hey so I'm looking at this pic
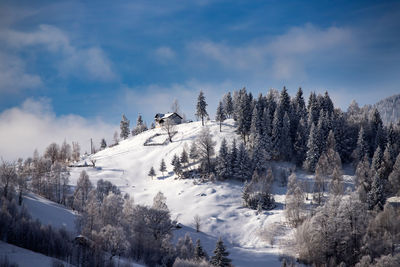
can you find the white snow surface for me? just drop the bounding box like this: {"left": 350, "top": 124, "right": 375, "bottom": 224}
{"left": 0, "top": 241, "right": 70, "bottom": 267}
{"left": 69, "top": 120, "right": 295, "bottom": 266}
{"left": 22, "top": 192, "right": 79, "bottom": 233}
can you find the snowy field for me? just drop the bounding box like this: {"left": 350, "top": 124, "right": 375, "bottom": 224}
{"left": 68, "top": 119, "right": 355, "bottom": 266}
{"left": 68, "top": 120, "right": 293, "bottom": 266}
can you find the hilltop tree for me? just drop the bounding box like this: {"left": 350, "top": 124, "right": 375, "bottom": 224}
{"left": 197, "top": 127, "right": 216, "bottom": 175}
{"left": 132, "top": 114, "right": 147, "bottom": 136}
{"left": 100, "top": 138, "right": 107, "bottom": 150}
{"left": 44, "top": 143, "right": 59, "bottom": 164}
{"left": 196, "top": 90, "right": 208, "bottom": 126}
{"left": 113, "top": 131, "right": 119, "bottom": 145}
{"left": 148, "top": 166, "right": 156, "bottom": 180}
{"left": 210, "top": 238, "right": 231, "bottom": 267}
{"left": 159, "top": 159, "right": 167, "bottom": 177}
{"left": 120, "top": 114, "right": 130, "bottom": 140}
{"left": 223, "top": 92, "right": 234, "bottom": 118}
{"left": 216, "top": 101, "right": 226, "bottom": 132}
{"left": 216, "top": 138, "right": 230, "bottom": 180}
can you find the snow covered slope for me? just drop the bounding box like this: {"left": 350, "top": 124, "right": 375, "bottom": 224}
{"left": 69, "top": 120, "right": 293, "bottom": 266}
{"left": 0, "top": 241, "right": 70, "bottom": 267}
{"left": 23, "top": 193, "right": 78, "bottom": 233}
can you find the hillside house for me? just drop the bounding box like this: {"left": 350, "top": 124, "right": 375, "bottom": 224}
{"left": 154, "top": 112, "right": 183, "bottom": 127}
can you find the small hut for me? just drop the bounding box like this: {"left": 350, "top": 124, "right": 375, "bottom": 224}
{"left": 154, "top": 112, "right": 182, "bottom": 127}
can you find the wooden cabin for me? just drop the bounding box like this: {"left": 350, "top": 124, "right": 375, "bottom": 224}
{"left": 154, "top": 112, "right": 183, "bottom": 127}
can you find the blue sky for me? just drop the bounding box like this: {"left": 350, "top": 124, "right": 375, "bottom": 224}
{"left": 0, "top": 0, "right": 400, "bottom": 159}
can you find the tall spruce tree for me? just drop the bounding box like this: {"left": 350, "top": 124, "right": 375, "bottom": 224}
{"left": 235, "top": 142, "right": 251, "bottom": 181}
{"left": 210, "top": 238, "right": 231, "bottom": 267}
{"left": 216, "top": 138, "right": 230, "bottom": 180}
{"left": 223, "top": 92, "right": 234, "bottom": 119}
{"left": 120, "top": 114, "right": 130, "bottom": 140}
{"left": 196, "top": 90, "right": 208, "bottom": 126}
{"left": 216, "top": 101, "right": 226, "bottom": 132}
{"left": 194, "top": 239, "right": 208, "bottom": 261}
{"left": 159, "top": 159, "right": 167, "bottom": 177}
{"left": 354, "top": 126, "right": 368, "bottom": 163}
{"left": 304, "top": 123, "right": 320, "bottom": 172}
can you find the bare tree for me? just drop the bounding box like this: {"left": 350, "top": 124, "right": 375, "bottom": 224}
{"left": 113, "top": 131, "right": 119, "bottom": 145}
{"left": 196, "top": 127, "right": 216, "bottom": 175}
{"left": 44, "top": 143, "right": 59, "bottom": 164}
{"left": 162, "top": 119, "right": 176, "bottom": 142}
{"left": 0, "top": 160, "right": 17, "bottom": 198}
{"left": 194, "top": 214, "right": 201, "bottom": 232}
{"left": 90, "top": 158, "right": 96, "bottom": 168}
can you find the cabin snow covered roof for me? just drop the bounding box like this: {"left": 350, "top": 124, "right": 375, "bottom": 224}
{"left": 155, "top": 112, "right": 183, "bottom": 120}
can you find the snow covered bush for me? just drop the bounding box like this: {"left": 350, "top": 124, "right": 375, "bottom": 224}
{"left": 242, "top": 171, "right": 275, "bottom": 210}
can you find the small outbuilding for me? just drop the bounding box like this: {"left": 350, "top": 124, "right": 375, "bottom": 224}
{"left": 154, "top": 112, "right": 183, "bottom": 127}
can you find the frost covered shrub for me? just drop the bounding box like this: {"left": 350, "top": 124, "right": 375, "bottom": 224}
{"left": 242, "top": 171, "right": 275, "bottom": 210}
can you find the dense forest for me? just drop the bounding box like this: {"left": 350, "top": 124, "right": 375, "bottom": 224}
{"left": 1, "top": 87, "right": 400, "bottom": 266}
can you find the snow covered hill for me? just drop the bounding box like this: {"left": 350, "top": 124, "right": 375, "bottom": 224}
{"left": 23, "top": 193, "right": 78, "bottom": 233}
{"left": 69, "top": 119, "right": 293, "bottom": 266}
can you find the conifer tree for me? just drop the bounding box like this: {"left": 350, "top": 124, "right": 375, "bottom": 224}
{"left": 236, "top": 88, "right": 252, "bottom": 143}
{"left": 196, "top": 90, "right": 208, "bottom": 126}
{"left": 223, "top": 92, "right": 234, "bottom": 119}
{"left": 216, "top": 138, "right": 230, "bottom": 180}
{"left": 367, "top": 174, "right": 385, "bottom": 210}
{"left": 216, "top": 101, "right": 226, "bottom": 132}
{"left": 120, "top": 114, "right": 130, "bottom": 140}
{"left": 303, "top": 123, "right": 320, "bottom": 172}
{"left": 271, "top": 108, "right": 282, "bottom": 160}
{"left": 229, "top": 139, "right": 238, "bottom": 178}
{"left": 172, "top": 155, "right": 183, "bottom": 178}
{"left": 159, "top": 159, "right": 167, "bottom": 177}
{"left": 210, "top": 238, "right": 231, "bottom": 267}
{"left": 180, "top": 149, "right": 189, "bottom": 167}
{"left": 356, "top": 155, "right": 371, "bottom": 203}
{"left": 148, "top": 166, "right": 156, "bottom": 180}
{"left": 194, "top": 239, "right": 208, "bottom": 261}
{"left": 100, "top": 138, "right": 107, "bottom": 149}
{"left": 235, "top": 143, "right": 251, "bottom": 181}
{"left": 307, "top": 92, "right": 319, "bottom": 127}
{"left": 294, "top": 118, "right": 307, "bottom": 166}
{"left": 371, "top": 147, "right": 383, "bottom": 178}
{"left": 354, "top": 126, "right": 368, "bottom": 162}
{"left": 189, "top": 141, "right": 199, "bottom": 163}
{"left": 281, "top": 112, "right": 292, "bottom": 160}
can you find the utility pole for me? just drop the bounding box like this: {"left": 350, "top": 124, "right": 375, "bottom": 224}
{"left": 90, "top": 138, "right": 93, "bottom": 154}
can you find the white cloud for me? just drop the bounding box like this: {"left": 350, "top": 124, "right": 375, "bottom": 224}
{"left": 154, "top": 46, "right": 176, "bottom": 63}
{"left": 187, "top": 24, "right": 353, "bottom": 80}
{"left": 1, "top": 25, "right": 117, "bottom": 82}
{"left": 0, "top": 98, "right": 117, "bottom": 161}
{"left": 0, "top": 52, "right": 42, "bottom": 93}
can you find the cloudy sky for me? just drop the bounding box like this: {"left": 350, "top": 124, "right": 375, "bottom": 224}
{"left": 1, "top": 0, "right": 399, "bottom": 160}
